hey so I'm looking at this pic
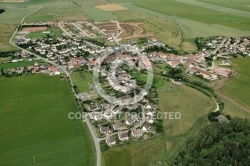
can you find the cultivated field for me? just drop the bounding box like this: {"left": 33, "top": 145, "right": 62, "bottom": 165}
{"left": 197, "top": 0, "right": 250, "bottom": 12}
{"left": 0, "top": 24, "right": 18, "bottom": 51}
{"left": 82, "top": 7, "right": 116, "bottom": 21}
{"left": 0, "top": 75, "right": 95, "bottom": 165}
{"left": 221, "top": 56, "right": 250, "bottom": 109}
{"left": 95, "top": 4, "right": 127, "bottom": 11}
{"left": 129, "top": 0, "right": 250, "bottom": 38}
{"left": 135, "top": 0, "right": 250, "bottom": 31}
{"left": 102, "top": 83, "right": 215, "bottom": 165}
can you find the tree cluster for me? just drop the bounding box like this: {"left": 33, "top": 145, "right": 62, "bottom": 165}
{"left": 174, "top": 118, "right": 250, "bottom": 166}
{"left": 0, "top": 9, "right": 5, "bottom": 14}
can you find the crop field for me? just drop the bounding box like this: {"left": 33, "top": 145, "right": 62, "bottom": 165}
{"left": 221, "top": 56, "right": 250, "bottom": 109}
{"left": 82, "top": 7, "right": 116, "bottom": 21}
{"left": 0, "top": 75, "right": 95, "bottom": 166}
{"left": 114, "top": 0, "right": 250, "bottom": 38}
{"left": 102, "top": 84, "right": 215, "bottom": 165}
{"left": 0, "top": 24, "right": 18, "bottom": 51}
{"left": 135, "top": 0, "right": 250, "bottom": 31}
{"left": 197, "top": 0, "right": 250, "bottom": 12}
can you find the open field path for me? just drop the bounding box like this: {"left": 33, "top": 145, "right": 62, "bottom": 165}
{"left": 212, "top": 78, "right": 250, "bottom": 113}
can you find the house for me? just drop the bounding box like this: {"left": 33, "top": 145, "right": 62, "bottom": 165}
{"left": 89, "top": 105, "right": 101, "bottom": 112}
{"left": 132, "top": 129, "right": 143, "bottom": 137}
{"left": 113, "top": 122, "right": 123, "bottom": 131}
{"left": 106, "top": 136, "right": 116, "bottom": 146}
{"left": 16, "top": 67, "right": 24, "bottom": 74}
{"left": 100, "top": 126, "right": 111, "bottom": 134}
{"left": 142, "top": 123, "right": 151, "bottom": 132}
{"left": 217, "top": 115, "right": 229, "bottom": 123}
{"left": 118, "top": 132, "right": 129, "bottom": 141}
{"left": 213, "top": 68, "right": 232, "bottom": 77}
{"left": 125, "top": 115, "right": 138, "bottom": 125}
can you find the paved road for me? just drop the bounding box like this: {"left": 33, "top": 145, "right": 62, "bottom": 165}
{"left": 71, "top": 23, "right": 91, "bottom": 37}
{"left": 86, "top": 22, "right": 107, "bottom": 36}
{"left": 85, "top": 117, "right": 102, "bottom": 166}
{"left": 58, "top": 23, "right": 72, "bottom": 37}
{"left": 208, "top": 39, "right": 227, "bottom": 56}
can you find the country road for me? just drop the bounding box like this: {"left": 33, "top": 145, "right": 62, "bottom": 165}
{"left": 208, "top": 38, "right": 227, "bottom": 57}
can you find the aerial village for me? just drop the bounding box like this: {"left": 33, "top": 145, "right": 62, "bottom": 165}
{"left": 2, "top": 20, "right": 249, "bottom": 147}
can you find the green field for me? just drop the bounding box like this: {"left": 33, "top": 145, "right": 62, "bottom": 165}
{"left": 102, "top": 85, "right": 215, "bottom": 165}
{"left": 0, "top": 60, "right": 43, "bottom": 69}
{"left": 222, "top": 56, "right": 250, "bottom": 109}
{"left": 120, "top": 0, "right": 250, "bottom": 38}
{"left": 70, "top": 71, "right": 93, "bottom": 93}
{"left": 134, "top": 0, "right": 250, "bottom": 30}
{"left": 197, "top": 0, "right": 250, "bottom": 12}
{"left": 0, "top": 75, "right": 95, "bottom": 165}
{"left": 82, "top": 7, "right": 116, "bottom": 21}
{"left": 221, "top": 97, "right": 250, "bottom": 119}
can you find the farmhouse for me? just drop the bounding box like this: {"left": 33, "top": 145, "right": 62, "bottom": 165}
{"left": 213, "top": 67, "right": 232, "bottom": 77}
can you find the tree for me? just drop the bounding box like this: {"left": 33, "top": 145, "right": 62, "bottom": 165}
{"left": 1, "top": 68, "right": 4, "bottom": 76}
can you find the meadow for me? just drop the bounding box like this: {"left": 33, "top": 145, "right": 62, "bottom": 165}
{"left": 0, "top": 75, "right": 95, "bottom": 165}
{"left": 102, "top": 83, "right": 216, "bottom": 166}
{"left": 0, "top": 60, "right": 43, "bottom": 69}
{"left": 221, "top": 56, "right": 250, "bottom": 109}
{"left": 70, "top": 71, "right": 93, "bottom": 93}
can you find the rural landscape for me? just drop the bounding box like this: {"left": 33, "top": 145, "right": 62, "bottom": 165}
{"left": 0, "top": 0, "right": 250, "bottom": 166}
